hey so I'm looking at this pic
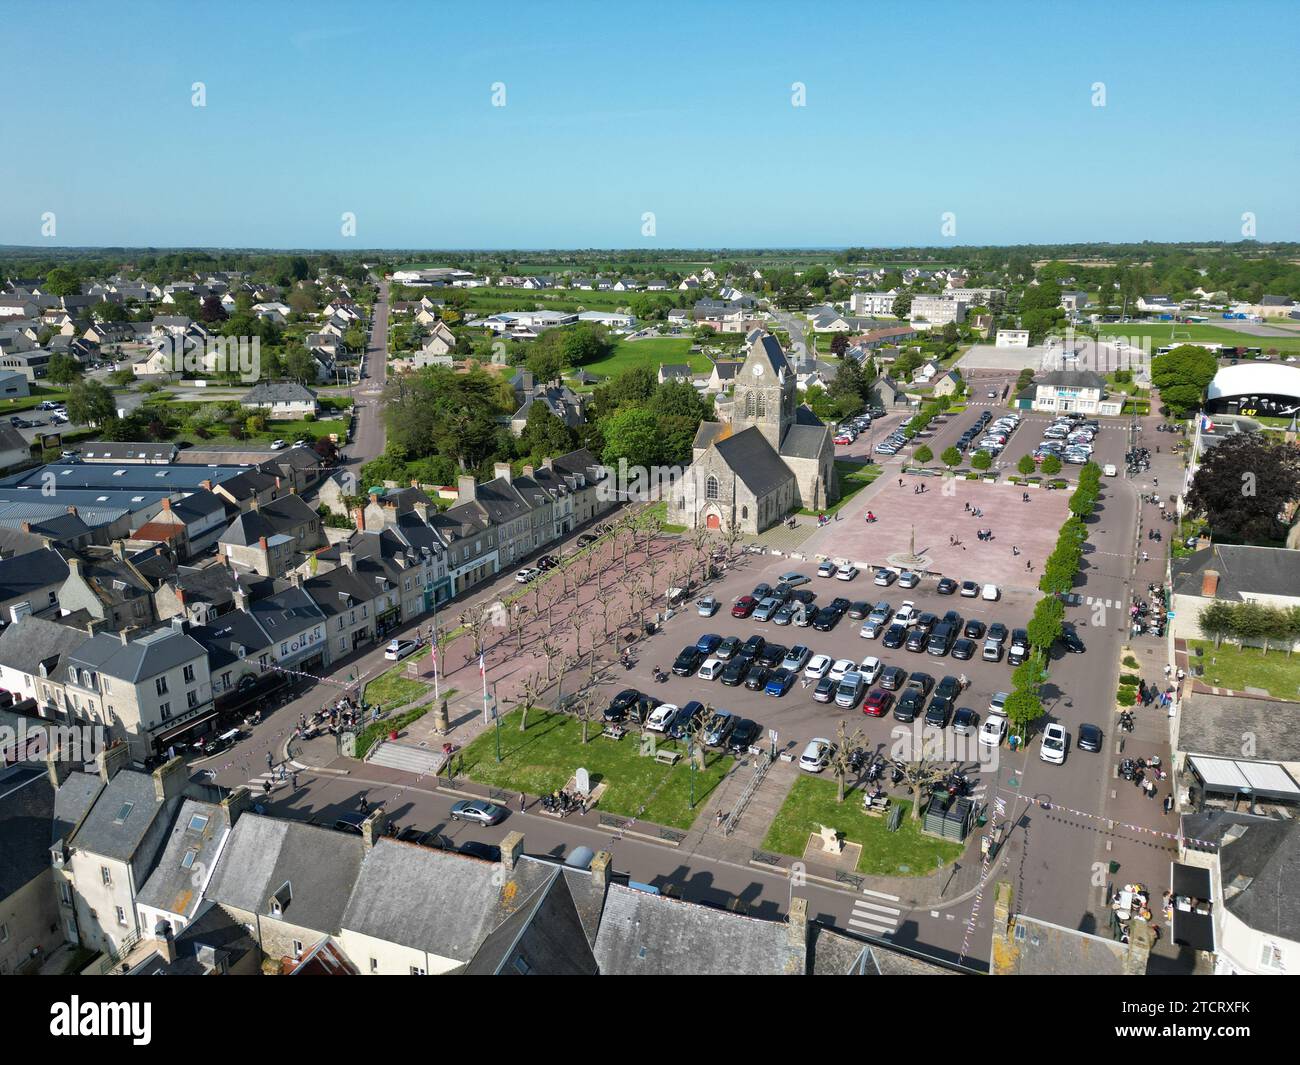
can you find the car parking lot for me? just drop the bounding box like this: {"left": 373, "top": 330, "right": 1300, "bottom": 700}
{"left": 604, "top": 554, "right": 1054, "bottom": 770}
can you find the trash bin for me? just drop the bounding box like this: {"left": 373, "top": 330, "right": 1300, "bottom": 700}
{"left": 1109, "top": 860, "right": 1120, "bottom": 874}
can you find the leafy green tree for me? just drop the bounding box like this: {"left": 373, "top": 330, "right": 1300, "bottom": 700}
{"left": 1017, "top": 454, "right": 1036, "bottom": 477}
{"left": 914, "top": 444, "right": 933, "bottom": 464}
{"left": 1150, "top": 344, "right": 1218, "bottom": 416}
{"left": 941, "top": 446, "right": 961, "bottom": 468}
{"left": 1186, "top": 433, "right": 1300, "bottom": 542}
{"left": 971, "top": 450, "right": 992, "bottom": 471}
{"left": 599, "top": 407, "right": 662, "bottom": 469}
{"left": 46, "top": 353, "right": 82, "bottom": 386}
{"left": 891, "top": 293, "right": 913, "bottom": 320}
{"left": 1040, "top": 454, "right": 1062, "bottom": 476}
{"left": 1026, "top": 596, "right": 1065, "bottom": 651}
{"left": 65, "top": 378, "right": 117, "bottom": 427}
{"left": 43, "top": 267, "right": 81, "bottom": 297}
{"left": 518, "top": 403, "right": 577, "bottom": 462}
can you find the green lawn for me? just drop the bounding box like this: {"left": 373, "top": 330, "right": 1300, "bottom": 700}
{"left": 1095, "top": 322, "right": 1300, "bottom": 355}
{"left": 800, "top": 461, "right": 881, "bottom": 517}
{"left": 2, "top": 385, "right": 70, "bottom": 414}
{"left": 576, "top": 337, "right": 712, "bottom": 379}
{"left": 459, "top": 709, "right": 732, "bottom": 829}
{"left": 1186, "top": 640, "right": 1300, "bottom": 700}
{"left": 641, "top": 500, "right": 687, "bottom": 534}
{"left": 763, "top": 775, "right": 964, "bottom": 877}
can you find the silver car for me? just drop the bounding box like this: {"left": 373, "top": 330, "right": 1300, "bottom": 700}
{"left": 449, "top": 800, "right": 507, "bottom": 826}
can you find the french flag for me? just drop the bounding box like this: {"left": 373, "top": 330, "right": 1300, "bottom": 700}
{"left": 478, "top": 653, "right": 486, "bottom": 677}
{"left": 1201, "top": 415, "right": 1215, "bottom": 432}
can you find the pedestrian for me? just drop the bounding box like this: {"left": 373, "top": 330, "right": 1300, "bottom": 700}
{"left": 1012, "top": 545, "right": 1019, "bottom": 556}
{"left": 1163, "top": 794, "right": 1174, "bottom": 815}
{"left": 716, "top": 810, "right": 725, "bottom": 827}
{"left": 520, "top": 791, "right": 527, "bottom": 812}
{"left": 964, "top": 501, "right": 970, "bottom": 512}
{"left": 266, "top": 752, "right": 273, "bottom": 769}
{"left": 1026, "top": 560, "right": 1032, "bottom": 571}
{"left": 292, "top": 771, "right": 299, "bottom": 789}
{"left": 1163, "top": 664, "right": 1172, "bottom": 679}
{"left": 262, "top": 780, "right": 271, "bottom": 796}
{"left": 360, "top": 796, "right": 369, "bottom": 814}
{"left": 1176, "top": 668, "right": 1185, "bottom": 681}
{"left": 899, "top": 478, "right": 904, "bottom": 488}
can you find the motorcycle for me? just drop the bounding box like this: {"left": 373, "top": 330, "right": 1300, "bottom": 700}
{"left": 864, "top": 513, "right": 877, "bottom": 524}
{"left": 652, "top": 667, "right": 668, "bottom": 683}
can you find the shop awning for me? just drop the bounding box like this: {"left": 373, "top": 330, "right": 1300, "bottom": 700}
{"left": 154, "top": 709, "right": 218, "bottom": 746}
{"left": 1187, "top": 756, "right": 1300, "bottom": 801}
{"left": 1170, "top": 861, "right": 1216, "bottom": 952}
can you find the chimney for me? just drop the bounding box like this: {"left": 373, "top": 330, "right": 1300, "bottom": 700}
{"left": 200, "top": 479, "right": 212, "bottom": 491}
{"left": 161, "top": 498, "right": 171, "bottom": 512}
{"left": 361, "top": 806, "right": 388, "bottom": 851}
{"left": 21, "top": 521, "right": 31, "bottom": 533}
{"left": 96, "top": 741, "right": 131, "bottom": 783}
{"left": 85, "top": 618, "right": 102, "bottom": 638}
{"left": 66, "top": 505, "right": 79, "bottom": 517}
{"left": 1122, "top": 915, "right": 1155, "bottom": 975}
{"left": 153, "top": 756, "right": 187, "bottom": 803}
{"left": 456, "top": 475, "right": 477, "bottom": 505}
{"left": 221, "top": 786, "right": 251, "bottom": 825}
{"left": 352, "top": 506, "right": 366, "bottom": 532}
{"left": 414, "top": 501, "right": 429, "bottom": 524}
{"left": 1201, "top": 569, "right": 1220, "bottom": 597}
{"left": 542, "top": 457, "right": 553, "bottom": 471}
{"left": 522, "top": 465, "right": 535, "bottom": 479}
{"left": 175, "top": 588, "right": 186, "bottom": 607}
{"left": 500, "top": 831, "right": 524, "bottom": 873}
{"left": 249, "top": 496, "right": 260, "bottom": 512}
{"left": 787, "top": 896, "right": 809, "bottom": 951}
{"left": 67, "top": 556, "right": 82, "bottom": 578}
{"left": 493, "top": 462, "right": 512, "bottom": 483}
{"left": 152, "top": 921, "right": 176, "bottom": 965}
{"left": 233, "top": 586, "right": 249, "bottom": 612}
{"left": 118, "top": 629, "right": 129, "bottom": 646}
{"left": 340, "top": 549, "right": 355, "bottom": 572}
{"left": 111, "top": 540, "right": 126, "bottom": 561}
{"left": 589, "top": 850, "right": 612, "bottom": 890}
{"left": 45, "top": 744, "right": 74, "bottom": 789}
{"left": 170, "top": 616, "right": 186, "bottom": 633}
{"left": 258, "top": 535, "right": 269, "bottom": 552}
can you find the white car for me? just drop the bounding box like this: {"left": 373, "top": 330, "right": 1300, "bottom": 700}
{"left": 514, "top": 568, "right": 540, "bottom": 583}
{"left": 893, "top": 601, "right": 919, "bottom": 627}
{"left": 980, "top": 712, "right": 1008, "bottom": 747}
{"left": 804, "top": 654, "right": 832, "bottom": 681}
{"left": 835, "top": 565, "right": 858, "bottom": 582}
{"left": 981, "top": 583, "right": 1000, "bottom": 602}
{"left": 989, "top": 691, "right": 1009, "bottom": 715}
{"left": 817, "top": 560, "right": 837, "bottom": 578}
{"left": 859, "top": 656, "right": 883, "bottom": 685}
{"left": 897, "top": 571, "right": 920, "bottom": 589}
{"left": 697, "top": 658, "right": 724, "bottom": 681}
{"left": 799, "top": 738, "right": 834, "bottom": 773}
{"left": 829, "top": 658, "right": 855, "bottom": 682}
{"left": 646, "top": 703, "right": 679, "bottom": 733}
{"left": 384, "top": 639, "right": 417, "bottom": 661}
{"left": 270, "top": 439, "right": 286, "bottom": 450}
{"left": 1040, "top": 723, "right": 1067, "bottom": 764}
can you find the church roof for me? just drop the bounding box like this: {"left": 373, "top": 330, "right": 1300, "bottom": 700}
{"left": 693, "top": 421, "right": 727, "bottom": 450}
{"left": 713, "top": 427, "right": 795, "bottom": 497}
{"left": 779, "top": 422, "right": 831, "bottom": 460}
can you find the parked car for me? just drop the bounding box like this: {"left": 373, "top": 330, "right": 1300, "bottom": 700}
{"left": 799, "top": 738, "right": 834, "bottom": 772}
{"left": 696, "top": 596, "right": 720, "bottom": 617}
{"left": 731, "top": 596, "right": 758, "bottom": 618}
{"left": 893, "top": 689, "right": 924, "bottom": 722}
{"left": 695, "top": 633, "right": 722, "bottom": 655}
{"left": 812, "top": 606, "right": 841, "bottom": 631}
{"left": 758, "top": 643, "right": 788, "bottom": 669}
{"left": 384, "top": 639, "right": 418, "bottom": 661}
{"left": 450, "top": 800, "right": 507, "bottom": 826}
{"left": 804, "top": 654, "right": 832, "bottom": 681}
{"left": 817, "top": 560, "right": 837, "bottom": 578}
{"left": 742, "top": 635, "right": 765, "bottom": 659}
{"left": 980, "top": 711, "right": 1008, "bottom": 747}
{"left": 779, "top": 572, "right": 810, "bottom": 587}
{"left": 781, "top": 645, "right": 812, "bottom": 672}
{"left": 893, "top": 601, "right": 919, "bottom": 627}
{"left": 1058, "top": 625, "right": 1086, "bottom": 654}
{"left": 828, "top": 658, "right": 855, "bottom": 682}
{"left": 672, "top": 645, "right": 705, "bottom": 676}
{"left": 897, "top": 571, "right": 920, "bottom": 589}
{"left": 873, "top": 568, "right": 896, "bottom": 586}
{"left": 952, "top": 707, "right": 978, "bottom": 735}
{"left": 667, "top": 701, "right": 706, "bottom": 739}
{"left": 951, "top": 637, "right": 975, "bottom": 660}
{"left": 835, "top": 564, "right": 858, "bottom": 582}
{"left": 881, "top": 623, "right": 907, "bottom": 649}
{"left": 859, "top": 656, "right": 883, "bottom": 685}
{"left": 728, "top": 718, "right": 762, "bottom": 753}
{"left": 1076, "top": 722, "right": 1103, "bottom": 753}
{"left": 697, "top": 658, "right": 725, "bottom": 681}
{"left": 981, "top": 583, "right": 1000, "bottom": 601}
{"left": 905, "top": 627, "right": 928, "bottom": 653}
{"left": 963, "top": 618, "right": 986, "bottom": 639}
{"left": 715, "top": 636, "right": 741, "bottom": 661}
{"left": 604, "top": 689, "right": 653, "bottom": 722}
{"left": 848, "top": 600, "right": 871, "bottom": 620}
{"left": 863, "top": 689, "right": 893, "bottom": 717}
{"left": 925, "top": 696, "right": 953, "bottom": 729}
{"left": 720, "top": 656, "right": 752, "bottom": 686}
{"left": 880, "top": 665, "right": 907, "bottom": 691}
{"left": 702, "top": 711, "right": 736, "bottom": 747}
{"left": 1040, "top": 723, "right": 1067, "bottom": 764}
{"left": 646, "top": 703, "right": 679, "bottom": 732}
{"left": 753, "top": 596, "right": 782, "bottom": 622}
{"left": 813, "top": 675, "right": 837, "bottom": 702}
{"left": 936, "top": 577, "right": 958, "bottom": 595}
{"left": 764, "top": 668, "right": 797, "bottom": 697}
{"left": 959, "top": 580, "right": 980, "bottom": 598}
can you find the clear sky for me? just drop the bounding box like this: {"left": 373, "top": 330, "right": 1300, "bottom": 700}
{"left": 3, "top": 0, "right": 1297, "bottom": 249}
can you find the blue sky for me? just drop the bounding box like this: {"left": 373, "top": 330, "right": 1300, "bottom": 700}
{"left": 3, "top": 0, "right": 1297, "bottom": 248}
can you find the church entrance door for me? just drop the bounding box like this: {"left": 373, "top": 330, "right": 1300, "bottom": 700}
{"left": 705, "top": 513, "right": 721, "bottom": 529}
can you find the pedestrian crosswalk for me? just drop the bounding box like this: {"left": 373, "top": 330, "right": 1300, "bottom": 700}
{"left": 847, "top": 886, "right": 902, "bottom": 937}
{"left": 1084, "top": 595, "right": 1123, "bottom": 610}
{"left": 244, "top": 758, "right": 309, "bottom": 798}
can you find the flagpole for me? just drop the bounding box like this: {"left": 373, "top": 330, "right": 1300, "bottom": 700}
{"left": 480, "top": 653, "right": 489, "bottom": 724}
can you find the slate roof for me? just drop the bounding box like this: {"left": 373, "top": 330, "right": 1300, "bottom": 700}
{"left": 70, "top": 767, "right": 173, "bottom": 863}
{"left": 593, "top": 883, "right": 803, "bottom": 975}
{"left": 780, "top": 421, "right": 831, "bottom": 460}
{"left": 204, "top": 814, "right": 366, "bottom": 936}
{"left": 189, "top": 609, "right": 274, "bottom": 670}
{"left": 127, "top": 902, "right": 258, "bottom": 975}
{"left": 0, "top": 546, "right": 68, "bottom": 602}
{"left": 135, "top": 798, "right": 232, "bottom": 921}
{"left": 992, "top": 914, "right": 1132, "bottom": 975}
{"left": 1213, "top": 816, "right": 1300, "bottom": 941}
{"left": 0, "top": 763, "right": 55, "bottom": 899}
{"left": 69, "top": 624, "right": 206, "bottom": 684}
{"left": 241, "top": 382, "right": 318, "bottom": 406}
{"left": 0, "top": 615, "right": 88, "bottom": 684}
{"left": 1170, "top": 544, "right": 1300, "bottom": 603}
{"left": 1176, "top": 691, "right": 1300, "bottom": 763}
{"left": 77, "top": 442, "right": 179, "bottom": 463}
{"left": 1036, "top": 370, "right": 1106, "bottom": 390}
{"left": 462, "top": 865, "right": 599, "bottom": 975}
{"left": 713, "top": 427, "right": 795, "bottom": 497}
{"left": 748, "top": 333, "right": 791, "bottom": 376}
{"left": 52, "top": 771, "right": 104, "bottom": 845}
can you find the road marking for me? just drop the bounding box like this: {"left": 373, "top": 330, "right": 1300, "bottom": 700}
{"left": 852, "top": 899, "right": 902, "bottom": 916}
{"left": 848, "top": 916, "right": 895, "bottom": 934}
{"left": 860, "top": 887, "right": 901, "bottom": 901}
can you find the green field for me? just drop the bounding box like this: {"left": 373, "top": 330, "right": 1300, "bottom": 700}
{"left": 763, "top": 776, "right": 964, "bottom": 877}
{"left": 459, "top": 709, "right": 732, "bottom": 829}
{"left": 1186, "top": 640, "right": 1300, "bottom": 700}
{"left": 575, "top": 337, "right": 712, "bottom": 379}
{"left": 1094, "top": 323, "right": 1300, "bottom": 355}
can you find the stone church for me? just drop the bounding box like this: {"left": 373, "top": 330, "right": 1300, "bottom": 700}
{"left": 672, "top": 333, "right": 835, "bottom": 534}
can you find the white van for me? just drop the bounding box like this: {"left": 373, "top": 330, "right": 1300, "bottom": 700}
{"left": 1103, "top": 463, "right": 1118, "bottom": 477}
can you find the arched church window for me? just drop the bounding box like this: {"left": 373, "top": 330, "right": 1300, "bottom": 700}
{"left": 744, "top": 392, "right": 756, "bottom": 417}
{"left": 705, "top": 476, "right": 719, "bottom": 500}
{"left": 741, "top": 506, "right": 748, "bottom": 520}
{"left": 756, "top": 393, "right": 766, "bottom": 417}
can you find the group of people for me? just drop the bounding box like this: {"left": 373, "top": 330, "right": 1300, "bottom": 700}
{"left": 1130, "top": 583, "right": 1167, "bottom": 639}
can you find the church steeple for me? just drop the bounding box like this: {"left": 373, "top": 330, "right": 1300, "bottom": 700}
{"left": 734, "top": 334, "right": 794, "bottom": 449}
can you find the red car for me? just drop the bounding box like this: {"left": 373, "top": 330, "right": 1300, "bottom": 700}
{"left": 731, "top": 595, "right": 758, "bottom": 618}
{"left": 863, "top": 689, "right": 893, "bottom": 717}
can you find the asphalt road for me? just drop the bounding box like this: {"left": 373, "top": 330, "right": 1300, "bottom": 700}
{"left": 344, "top": 281, "right": 390, "bottom": 469}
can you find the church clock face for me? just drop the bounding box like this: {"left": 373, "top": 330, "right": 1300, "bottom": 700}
{"left": 752, "top": 364, "right": 763, "bottom": 376}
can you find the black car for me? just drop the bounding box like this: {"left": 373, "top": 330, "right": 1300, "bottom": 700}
{"left": 741, "top": 634, "right": 766, "bottom": 659}
{"left": 926, "top": 624, "right": 954, "bottom": 656}
{"left": 728, "top": 718, "right": 762, "bottom": 753}
{"left": 812, "top": 606, "right": 841, "bottom": 631}
{"left": 577, "top": 533, "right": 599, "bottom": 547}
{"left": 744, "top": 664, "right": 772, "bottom": 691}
{"left": 963, "top": 618, "right": 986, "bottom": 639}
{"left": 1059, "top": 625, "right": 1086, "bottom": 654}
{"left": 758, "top": 643, "right": 788, "bottom": 669}
{"left": 925, "top": 696, "right": 953, "bottom": 728}
{"left": 1077, "top": 722, "right": 1103, "bottom": 752}
{"left": 459, "top": 840, "right": 502, "bottom": 863}
{"left": 812, "top": 675, "right": 837, "bottom": 702}
{"left": 848, "top": 601, "right": 871, "bottom": 620}
{"left": 942, "top": 610, "right": 963, "bottom": 628}
{"left": 987, "top": 622, "right": 1009, "bottom": 643}
{"left": 880, "top": 665, "right": 907, "bottom": 691}
{"left": 702, "top": 712, "right": 736, "bottom": 747}
{"left": 752, "top": 583, "right": 773, "bottom": 601}
{"left": 667, "top": 701, "right": 706, "bottom": 739}
{"left": 829, "top": 597, "right": 852, "bottom": 614}
{"left": 905, "top": 628, "right": 928, "bottom": 653}
{"left": 914, "top": 612, "right": 938, "bottom": 635}
{"left": 881, "top": 623, "right": 907, "bottom": 649}
{"left": 790, "top": 588, "right": 817, "bottom": 605}
{"left": 894, "top": 689, "right": 924, "bottom": 722}
{"left": 715, "top": 635, "right": 742, "bottom": 660}
{"left": 720, "top": 657, "right": 751, "bottom": 686}
{"left": 935, "top": 675, "right": 961, "bottom": 701}
{"left": 936, "top": 577, "right": 958, "bottom": 595}
{"left": 536, "top": 554, "right": 559, "bottom": 570}
{"left": 603, "top": 688, "right": 645, "bottom": 722}
{"left": 907, "top": 672, "right": 935, "bottom": 696}
{"left": 672, "top": 645, "right": 704, "bottom": 676}
{"left": 952, "top": 707, "right": 978, "bottom": 735}
{"left": 951, "top": 637, "right": 975, "bottom": 660}
{"left": 770, "top": 584, "right": 794, "bottom": 602}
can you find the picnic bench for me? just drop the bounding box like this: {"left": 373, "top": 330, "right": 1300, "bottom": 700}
{"left": 601, "top": 725, "right": 627, "bottom": 741}
{"left": 654, "top": 750, "right": 681, "bottom": 766}
{"left": 862, "top": 795, "right": 892, "bottom": 817}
